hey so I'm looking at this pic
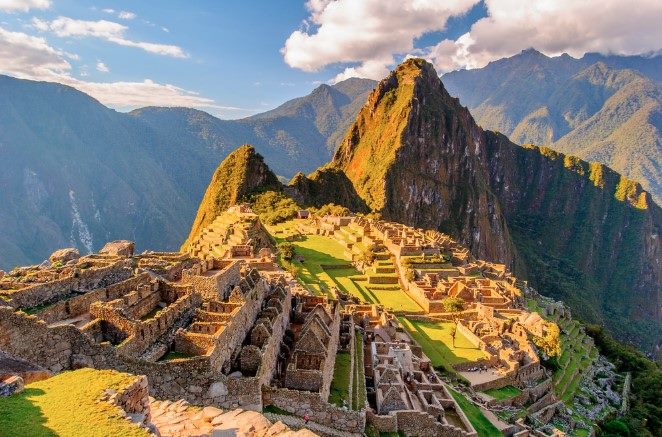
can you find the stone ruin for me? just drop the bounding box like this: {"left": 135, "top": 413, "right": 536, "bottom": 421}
{"left": 0, "top": 205, "right": 569, "bottom": 436}
{"left": 351, "top": 304, "right": 477, "bottom": 436}
{"left": 0, "top": 240, "right": 291, "bottom": 411}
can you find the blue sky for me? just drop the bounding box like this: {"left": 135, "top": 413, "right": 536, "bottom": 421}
{"left": 0, "top": 0, "right": 659, "bottom": 118}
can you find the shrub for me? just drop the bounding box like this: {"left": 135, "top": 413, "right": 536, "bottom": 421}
{"left": 443, "top": 297, "right": 464, "bottom": 312}
{"left": 314, "top": 203, "right": 350, "bottom": 217}
{"left": 278, "top": 242, "right": 295, "bottom": 261}
{"left": 532, "top": 322, "right": 561, "bottom": 358}
{"left": 249, "top": 191, "right": 299, "bottom": 225}
{"left": 405, "top": 267, "right": 416, "bottom": 281}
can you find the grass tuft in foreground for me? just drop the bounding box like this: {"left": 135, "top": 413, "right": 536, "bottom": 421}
{"left": 0, "top": 368, "right": 150, "bottom": 437}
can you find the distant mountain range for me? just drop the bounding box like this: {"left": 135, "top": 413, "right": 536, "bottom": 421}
{"left": 443, "top": 49, "right": 662, "bottom": 203}
{"left": 0, "top": 75, "right": 373, "bottom": 269}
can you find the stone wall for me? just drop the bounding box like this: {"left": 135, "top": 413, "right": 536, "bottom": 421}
{"left": 320, "top": 304, "right": 341, "bottom": 400}
{"left": 102, "top": 374, "right": 152, "bottom": 423}
{"left": 527, "top": 391, "right": 558, "bottom": 415}
{"left": 456, "top": 321, "right": 484, "bottom": 348}
{"left": 8, "top": 261, "right": 133, "bottom": 309}
{"left": 366, "top": 409, "right": 477, "bottom": 437}
{"left": 0, "top": 307, "right": 74, "bottom": 373}
{"left": 485, "top": 378, "right": 553, "bottom": 408}
{"left": 262, "top": 386, "right": 365, "bottom": 433}
{"left": 37, "top": 273, "right": 152, "bottom": 324}
{"left": 366, "top": 410, "right": 398, "bottom": 433}
{"left": 207, "top": 278, "right": 267, "bottom": 371}
{"left": 0, "top": 305, "right": 264, "bottom": 410}
{"left": 182, "top": 260, "right": 240, "bottom": 301}
{"left": 396, "top": 410, "right": 476, "bottom": 437}
{"left": 256, "top": 287, "right": 291, "bottom": 385}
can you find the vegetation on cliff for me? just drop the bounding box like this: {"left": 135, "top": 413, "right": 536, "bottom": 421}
{"left": 586, "top": 325, "right": 661, "bottom": 437}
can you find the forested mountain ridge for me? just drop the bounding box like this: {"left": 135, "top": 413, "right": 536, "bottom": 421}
{"left": 443, "top": 49, "right": 662, "bottom": 203}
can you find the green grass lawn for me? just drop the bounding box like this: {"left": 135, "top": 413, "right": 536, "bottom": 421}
{"left": 270, "top": 226, "right": 424, "bottom": 313}
{"left": 448, "top": 388, "right": 501, "bottom": 437}
{"left": 0, "top": 368, "right": 150, "bottom": 437}
{"left": 398, "top": 317, "right": 487, "bottom": 371}
{"left": 571, "top": 427, "right": 590, "bottom": 437}
{"left": 328, "top": 351, "right": 352, "bottom": 407}
{"left": 483, "top": 385, "right": 522, "bottom": 400}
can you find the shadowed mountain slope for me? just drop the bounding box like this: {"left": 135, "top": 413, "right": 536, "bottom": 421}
{"left": 443, "top": 49, "right": 662, "bottom": 203}
{"left": 0, "top": 75, "right": 374, "bottom": 270}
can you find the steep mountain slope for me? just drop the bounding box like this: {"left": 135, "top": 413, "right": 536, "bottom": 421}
{"left": 0, "top": 75, "right": 194, "bottom": 269}
{"left": 291, "top": 58, "right": 661, "bottom": 352}
{"left": 181, "top": 145, "right": 280, "bottom": 251}
{"left": 0, "top": 75, "right": 374, "bottom": 270}
{"left": 330, "top": 59, "right": 513, "bottom": 264}
{"left": 132, "top": 78, "right": 376, "bottom": 177}
{"left": 442, "top": 50, "right": 662, "bottom": 203}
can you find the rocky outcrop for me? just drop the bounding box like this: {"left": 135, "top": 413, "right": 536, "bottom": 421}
{"left": 182, "top": 145, "right": 281, "bottom": 251}
{"left": 286, "top": 169, "right": 368, "bottom": 213}
{"left": 150, "top": 399, "right": 318, "bottom": 437}
{"left": 99, "top": 240, "right": 135, "bottom": 257}
{"left": 49, "top": 248, "right": 80, "bottom": 264}
{"left": 485, "top": 133, "right": 662, "bottom": 349}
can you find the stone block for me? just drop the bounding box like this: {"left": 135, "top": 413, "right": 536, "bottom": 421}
{"left": 49, "top": 248, "right": 81, "bottom": 264}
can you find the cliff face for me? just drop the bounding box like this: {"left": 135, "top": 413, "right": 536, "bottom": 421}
{"left": 181, "top": 145, "right": 280, "bottom": 251}
{"left": 332, "top": 59, "right": 514, "bottom": 265}
{"left": 485, "top": 133, "right": 662, "bottom": 348}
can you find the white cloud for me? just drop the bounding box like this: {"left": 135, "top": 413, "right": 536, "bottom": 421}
{"left": 283, "top": 0, "right": 662, "bottom": 79}
{"left": 282, "top": 0, "right": 479, "bottom": 82}
{"left": 96, "top": 61, "right": 108, "bottom": 72}
{"left": 117, "top": 11, "right": 136, "bottom": 20}
{"left": 32, "top": 16, "right": 188, "bottom": 58}
{"left": 101, "top": 8, "right": 114, "bottom": 14}
{"left": 0, "top": 0, "right": 50, "bottom": 13}
{"left": 428, "top": 0, "right": 662, "bottom": 72}
{"left": 0, "top": 25, "right": 217, "bottom": 110}
{"left": 0, "top": 26, "right": 71, "bottom": 77}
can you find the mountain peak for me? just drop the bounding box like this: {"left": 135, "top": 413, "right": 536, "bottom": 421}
{"left": 181, "top": 144, "right": 280, "bottom": 250}
{"left": 330, "top": 57, "right": 513, "bottom": 263}
{"left": 520, "top": 47, "right": 546, "bottom": 57}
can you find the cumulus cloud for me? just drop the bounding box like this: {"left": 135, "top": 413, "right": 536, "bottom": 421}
{"left": 283, "top": 0, "right": 662, "bottom": 79}
{"left": 282, "top": 0, "right": 479, "bottom": 82}
{"left": 32, "top": 16, "right": 188, "bottom": 58}
{"left": 96, "top": 61, "right": 108, "bottom": 72}
{"left": 429, "top": 0, "right": 662, "bottom": 71}
{"left": 0, "top": 0, "right": 50, "bottom": 12}
{"left": 0, "top": 25, "right": 217, "bottom": 110}
{"left": 0, "top": 26, "right": 71, "bottom": 77}
{"left": 428, "top": 0, "right": 662, "bottom": 72}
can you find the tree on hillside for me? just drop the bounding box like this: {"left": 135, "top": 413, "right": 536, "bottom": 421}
{"left": 278, "top": 242, "right": 295, "bottom": 261}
